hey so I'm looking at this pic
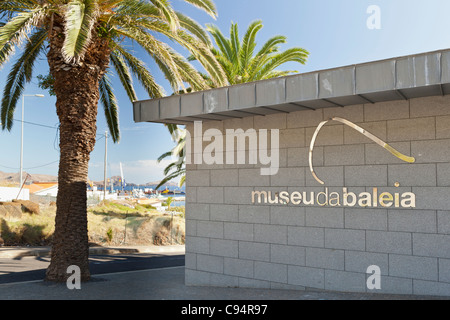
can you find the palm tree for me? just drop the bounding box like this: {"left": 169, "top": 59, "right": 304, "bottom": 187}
{"left": 165, "top": 196, "right": 174, "bottom": 210}
{"left": 195, "top": 20, "right": 309, "bottom": 84}
{"left": 0, "top": 0, "right": 225, "bottom": 282}
{"left": 159, "top": 20, "right": 309, "bottom": 188}
{"left": 156, "top": 124, "right": 186, "bottom": 190}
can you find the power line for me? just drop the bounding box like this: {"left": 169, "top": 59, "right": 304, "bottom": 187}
{"left": 13, "top": 118, "right": 59, "bottom": 130}
{"left": 0, "top": 160, "right": 59, "bottom": 170}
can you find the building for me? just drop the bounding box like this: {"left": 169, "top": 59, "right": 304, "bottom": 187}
{"left": 134, "top": 49, "right": 450, "bottom": 297}
{"left": 0, "top": 186, "right": 29, "bottom": 202}
{"left": 25, "top": 182, "right": 58, "bottom": 197}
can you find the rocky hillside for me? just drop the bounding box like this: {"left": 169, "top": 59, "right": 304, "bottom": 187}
{"left": 0, "top": 171, "right": 57, "bottom": 184}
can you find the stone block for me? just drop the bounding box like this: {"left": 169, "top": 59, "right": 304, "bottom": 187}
{"left": 437, "top": 163, "right": 450, "bottom": 187}
{"left": 344, "top": 208, "right": 387, "bottom": 231}
{"left": 224, "top": 187, "right": 253, "bottom": 205}
{"left": 287, "top": 109, "right": 323, "bottom": 129}
{"left": 270, "top": 167, "right": 305, "bottom": 187}
{"left": 288, "top": 226, "right": 324, "bottom": 248}
{"left": 364, "top": 100, "right": 409, "bottom": 122}
{"left": 305, "top": 207, "right": 344, "bottom": 228}
{"left": 306, "top": 247, "right": 345, "bottom": 270}
{"left": 254, "top": 261, "right": 287, "bottom": 283}
{"left": 185, "top": 203, "right": 209, "bottom": 220}
{"left": 388, "top": 209, "right": 436, "bottom": 233}
{"left": 210, "top": 169, "right": 239, "bottom": 187}
{"left": 224, "top": 222, "right": 253, "bottom": 241}
{"left": 224, "top": 257, "right": 253, "bottom": 278}
{"left": 288, "top": 265, "right": 324, "bottom": 289}
{"left": 238, "top": 205, "right": 270, "bottom": 224}
{"left": 210, "top": 204, "right": 239, "bottom": 222}
{"left": 324, "top": 229, "right": 365, "bottom": 251}
{"left": 436, "top": 115, "right": 450, "bottom": 139}
{"left": 210, "top": 238, "right": 238, "bottom": 258}
{"left": 196, "top": 254, "right": 224, "bottom": 273}
{"left": 438, "top": 211, "right": 450, "bottom": 234}
{"left": 388, "top": 164, "right": 436, "bottom": 187}
{"left": 413, "top": 233, "right": 450, "bottom": 259}
{"left": 344, "top": 251, "right": 389, "bottom": 275}
{"left": 324, "top": 144, "right": 365, "bottom": 166}
{"left": 411, "top": 139, "right": 450, "bottom": 163}
{"left": 270, "top": 206, "right": 305, "bottom": 226}
{"left": 387, "top": 117, "right": 435, "bottom": 142}
{"left": 325, "top": 270, "right": 366, "bottom": 293}
{"left": 344, "top": 165, "right": 388, "bottom": 187}
{"left": 196, "top": 221, "right": 223, "bottom": 239}
{"left": 270, "top": 244, "right": 305, "bottom": 266}
{"left": 410, "top": 95, "right": 450, "bottom": 118}
{"left": 366, "top": 231, "right": 411, "bottom": 254}
{"left": 239, "top": 241, "right": 270, "bottom": 262}
{"left": 254, "top": 224, "right": 288, "bottom": 244}
{"left": 196, "top": 187, "right": 223, "bottom": 204}
{"left": 389, "top": 254, "right": 438, "bottom": 281}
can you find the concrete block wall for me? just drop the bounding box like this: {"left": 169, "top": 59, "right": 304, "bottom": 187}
{"left": 184, "top": 95, "right": 450, "bottom": 296}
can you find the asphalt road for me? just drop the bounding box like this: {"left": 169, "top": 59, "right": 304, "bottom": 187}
{"left": 0, "top": 253, "right": 185, "bottom": 284}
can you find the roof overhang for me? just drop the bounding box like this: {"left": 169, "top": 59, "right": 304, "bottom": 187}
{"left": 133, "top": 49, "right": 450, "bottom": 125}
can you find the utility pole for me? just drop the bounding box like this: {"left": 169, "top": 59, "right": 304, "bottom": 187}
{"left": 104, "top": 131, "right": 108, "bottom": 200}
{"left": 20, "top": 94, "right": 44, "bottom": 186}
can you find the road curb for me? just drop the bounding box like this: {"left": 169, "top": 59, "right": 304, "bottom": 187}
{"left": 0, "top": 245, "right": 185, "bottom": 259}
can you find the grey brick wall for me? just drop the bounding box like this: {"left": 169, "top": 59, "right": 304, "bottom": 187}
{"left": 184, "top": 95, "right": 450, "bottom": 297}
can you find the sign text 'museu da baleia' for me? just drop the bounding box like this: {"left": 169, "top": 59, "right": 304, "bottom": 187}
{"left": 250, "top": 117, "right": 417, "bottom": 209}
{"left": 251, "top": 187, "right": 416, "bottom": 208}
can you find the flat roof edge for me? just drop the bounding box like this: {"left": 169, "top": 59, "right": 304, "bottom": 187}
{"left": 134, "top": 48, "right": 450, "bottom": 124}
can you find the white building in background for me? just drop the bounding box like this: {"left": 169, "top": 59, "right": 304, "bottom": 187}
{"left": 0, "top": 186, "right": 29, "bottom": 201}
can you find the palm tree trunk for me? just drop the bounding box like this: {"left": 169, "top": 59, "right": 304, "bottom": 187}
{"left": 45, "top": 21, "right": 110, "bottom": 282}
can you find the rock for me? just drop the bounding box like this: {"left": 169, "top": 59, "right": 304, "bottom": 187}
{"left": 0, "top": 202, "right": 22, "bottom": 219}
{"left": 12, "top": 200, "right": 40, "bottom": 215}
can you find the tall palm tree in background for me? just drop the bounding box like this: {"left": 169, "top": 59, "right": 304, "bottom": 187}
{"left": 202, "top": 20, "right": 309, "bottom": 84}
{"left": 158, "top": 20, "right": 309, "bottom": 188}
{"left": 0, "top": 0, "right": 225, "bottom": 282}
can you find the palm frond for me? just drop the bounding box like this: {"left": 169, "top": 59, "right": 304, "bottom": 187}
{"left": 157, "top": 150, "right": 173, "bottom": 162}
{"left": 113, "top": 25, "right": 186, "bottom": 92}
{"left": 1, "top": 28, "right": 47, "bottom": 130}
{"left": 254, "top": 47, "right": 309, "bottom": 80}
{"left": 178, "top": 174, "right": 185, "bottom": 187}
{"left": 229, "top": 22, "right": 240, "bottom": 65}
{"left": 239, "top": 20, "right": 263, "bottom": 72}
{"left": 62, "top": 0, "right": 99, "bottom": 64}
{"left": 176, "top": 11, "right": 211, "bottom": 46}
{"left": 113, "top": 0, "right": 159, "bottom": 17}
{"left": 155, "top": 168, "right": 185, "bottom": 190}
{"left": 0, "top": 7, "right": 45, "bottom": 49}
{"left": 261, "top": 70, "right": 299, "bottom": 80}
{"left": 0, "top": 41, "right": 15, "bottom": 70}
{"left": 206, "top": 23, "right": 232, "bottom": 62}
{"left": 114, "top": 45, "right": 164, "bottom": 99}
{"left": 182, "top": 0, "right": 217, "bottom": 19}
{"left": 135, "top": 14, "right": 225, "bottom": 87}
{"left": 109, "top": 49, "right": 137, "bottom": 102}
{"left": 149, "top": 0, "right": 179, "bottom": 32}
{"left": 254, "top": 35, "right": 286, "bottom": 57}
{"left": 99, "top": 74, "right": 120, "bottom": 143}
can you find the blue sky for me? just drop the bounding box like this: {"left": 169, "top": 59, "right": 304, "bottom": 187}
{"left": 1, "top": 0, "right": 450, "bottom": 184}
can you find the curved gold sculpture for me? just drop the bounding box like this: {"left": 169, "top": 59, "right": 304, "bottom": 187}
{"left": 309, "top": 117, "right": 416, "bottom": 185}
